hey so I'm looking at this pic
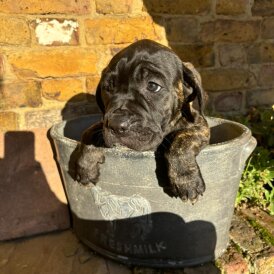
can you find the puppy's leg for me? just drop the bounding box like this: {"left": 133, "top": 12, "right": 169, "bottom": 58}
{"left": 75, "top": 122, "right": 105, "bottom": 185}
{"left": 165, "top": 121, "right": 209, "bottom": 202}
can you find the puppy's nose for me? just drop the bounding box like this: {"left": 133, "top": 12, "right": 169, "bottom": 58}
{"left": 107, "top": 117, "right": 130, "bottom": 134}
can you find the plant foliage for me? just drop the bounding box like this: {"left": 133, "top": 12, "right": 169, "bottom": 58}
{"left": 235, "top": 107, "right": 274, "bottom": 215}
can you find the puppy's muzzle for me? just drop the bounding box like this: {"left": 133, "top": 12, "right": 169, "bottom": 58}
{"left": 106, "top": 110, "right": 131, "bottom": 135}
{"left": 108, "top": 118, "right": 129, "bottom": 135}
{"left": 104, "top": 108, "right": 163, "bottom": 151}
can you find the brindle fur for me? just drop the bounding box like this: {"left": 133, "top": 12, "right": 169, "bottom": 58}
{"left": 75, "top": 39, "right": 210, "bottom": 202}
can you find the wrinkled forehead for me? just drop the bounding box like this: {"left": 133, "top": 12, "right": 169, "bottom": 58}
{"left": 103, "top": 44, "right": 181, "bottom": 82}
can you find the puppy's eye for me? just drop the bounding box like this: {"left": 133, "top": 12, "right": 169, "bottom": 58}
{"left": 147, "top": 81, "right": 162, "bottom": 93}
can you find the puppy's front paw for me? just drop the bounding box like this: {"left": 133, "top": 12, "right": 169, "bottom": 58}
{"left": 171, "top": 172, "right": 205, "bottom": 203}
{"left": 76, "top": 162, "right": 100, "bottom": 185}
{"left": 75, "top": 145, "right": 105, "bottom": 185}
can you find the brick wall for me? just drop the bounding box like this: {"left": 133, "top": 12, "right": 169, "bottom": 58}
{"left": 0, "top": 0, "right": 274, "bottom": 239}
{"left": 0, "top": 0, "right": 274, "bottom": 131}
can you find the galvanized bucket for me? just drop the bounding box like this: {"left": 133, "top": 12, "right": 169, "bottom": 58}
{"left": 50, "top": 115, "right": 256, "bottom": 267}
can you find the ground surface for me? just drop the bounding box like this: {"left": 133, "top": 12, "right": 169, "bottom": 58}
{"left": 0, "top": 208, "right": 273, "bottom": 274}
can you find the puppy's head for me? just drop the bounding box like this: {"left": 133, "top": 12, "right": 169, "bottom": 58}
{"left": 96, "top": 39, "right": 205, "bottom": 151}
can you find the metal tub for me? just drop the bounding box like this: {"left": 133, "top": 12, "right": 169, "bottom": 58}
{"left": 50, "top": 115, "right": 256, "bottom": 267}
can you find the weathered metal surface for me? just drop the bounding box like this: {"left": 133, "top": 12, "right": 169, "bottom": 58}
{"left": 50, "top": 115, "right": 256, "bottom": 267}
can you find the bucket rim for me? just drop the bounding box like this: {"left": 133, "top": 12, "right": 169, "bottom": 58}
{"left": 49, "top": 115, "right": 253, "bottom": 157}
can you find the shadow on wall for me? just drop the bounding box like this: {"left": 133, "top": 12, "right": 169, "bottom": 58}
{"left": 61, "top": 94, "right": 99, "bottom": 120}
{"left": 0, "top": 131, "right": 69, "bottom": 240}
{"left": 143, "top": 0, "right": 211, "bottom": 68}
{"left": 47, "top": 92, "right": 101, "bottom": 207}
{"left": 61, "top": 93, "right": 99, "bottom": 120}
{"left": 142, "top": 0, "right": 212, "bottom": 112}
{"left": 143, "top": 0, "right": 181, "bottom": 45}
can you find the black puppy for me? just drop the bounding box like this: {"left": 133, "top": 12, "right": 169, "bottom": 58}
{"left": 75, "top": 39, "right": 210, "bottom": 202}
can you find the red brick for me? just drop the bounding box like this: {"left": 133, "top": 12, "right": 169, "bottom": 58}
{"left": 258, "top": 64, "right": 274, "bottom": 88}
{"left": 214, "top": 92, "right": 243, "bottom": 112}
{"left": 0, "top": 0, "right": 91, "bottom": 14}
{"left": 200, "top": 69, "right": 256, "bottom": 91}
{"left": 0, "top": 81, "right": 42, "bottom": 109}
{"left": 201, "top": 20, "right": 260, "bottom": 43}
{"left": 59, "top": 102, "right": 100, "bottom": 122}
{"left": 110, "top": 46, "right": 130, "bottom": 57}
{"left": 171, "top": 44, "right": 214, "bottom": 67}
{"left": 0, "top": 128, "right": 70, "bottom": 240}
{"left": 247, "top": 89, "right": 274, "bottom": 107}
{"left": 241, "top": 207, "right": 274, "bottom": 236}
{"left": 86, "top": 76, "right": 101, "bottom": 94}
{"left": 247, "top": 43, "right": 264, "bottom": 64}
{"left": 219, "top": 44, "right": 246, "bottom": 67}
{"left": 0, "top": 17, "right": 30, "bottom": 46}
{"left": 96, "top": 0, "right": 134, "bottom": 14}
{"left": 24, "top": 103, "right": 100, "bottom": 129}
{"left": 216, "top": 0, "right": 249, "bottom": 15}
{"left": 85, "top": 16, "right": 163, "bottom": 45}
{"left": 143, "top": 0, "right": 211, "bottom": 15}
{"left": 217, "top": 244, "right": 249, "bottom": 274}
{"left": 252, "top": 0, "right": 274, "bottom": 16}
{"left": 165, "top": 17, "right": 198, "bottom": 43}
{"left": 7, "top": 48, "right": 98, "bottom": 78}
{"left": 41, "top": 78, "right": 85, "bottom": 102}
{"left": 97, "top": 48, "right": 114, "bottom": 72}
{"left": 230, "top": 214, "right": 266, "bottom": 254}
{"left": 25, "top": 109, "right": 63, "bottom": 129}
{"left": 260, "top": 43, "right": 274, "bottom": 63}
{"left": 0, "top": 112, "right": 19, "bottom": 132}
{"left": 254, "top": 250, "right": 274, "bottom": 274}
{"left": 262, "top": 18, "right": 274, "bottom": 39}
{"left": 247, "top": 42, "right": 274, "bottom": 64}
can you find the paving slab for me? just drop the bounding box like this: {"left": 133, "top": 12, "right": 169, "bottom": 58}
{"left": 0, "top": 230, "right": 222, "bottom": 274}
{"left": 1, "top": 214, "right": 273, "bottom": 274}
{"left": 230, "top": 214, "right": 267, "bottom": 254}
{"left": 0, "top": 230, "right": 108, "bottom": 274}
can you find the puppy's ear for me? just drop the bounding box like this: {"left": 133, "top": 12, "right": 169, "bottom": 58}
{"left": 182, "top": 62, "right": 205, "bottom": 120}
{"left": 95, "top": 80, "right": 105, "bottom": 114}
